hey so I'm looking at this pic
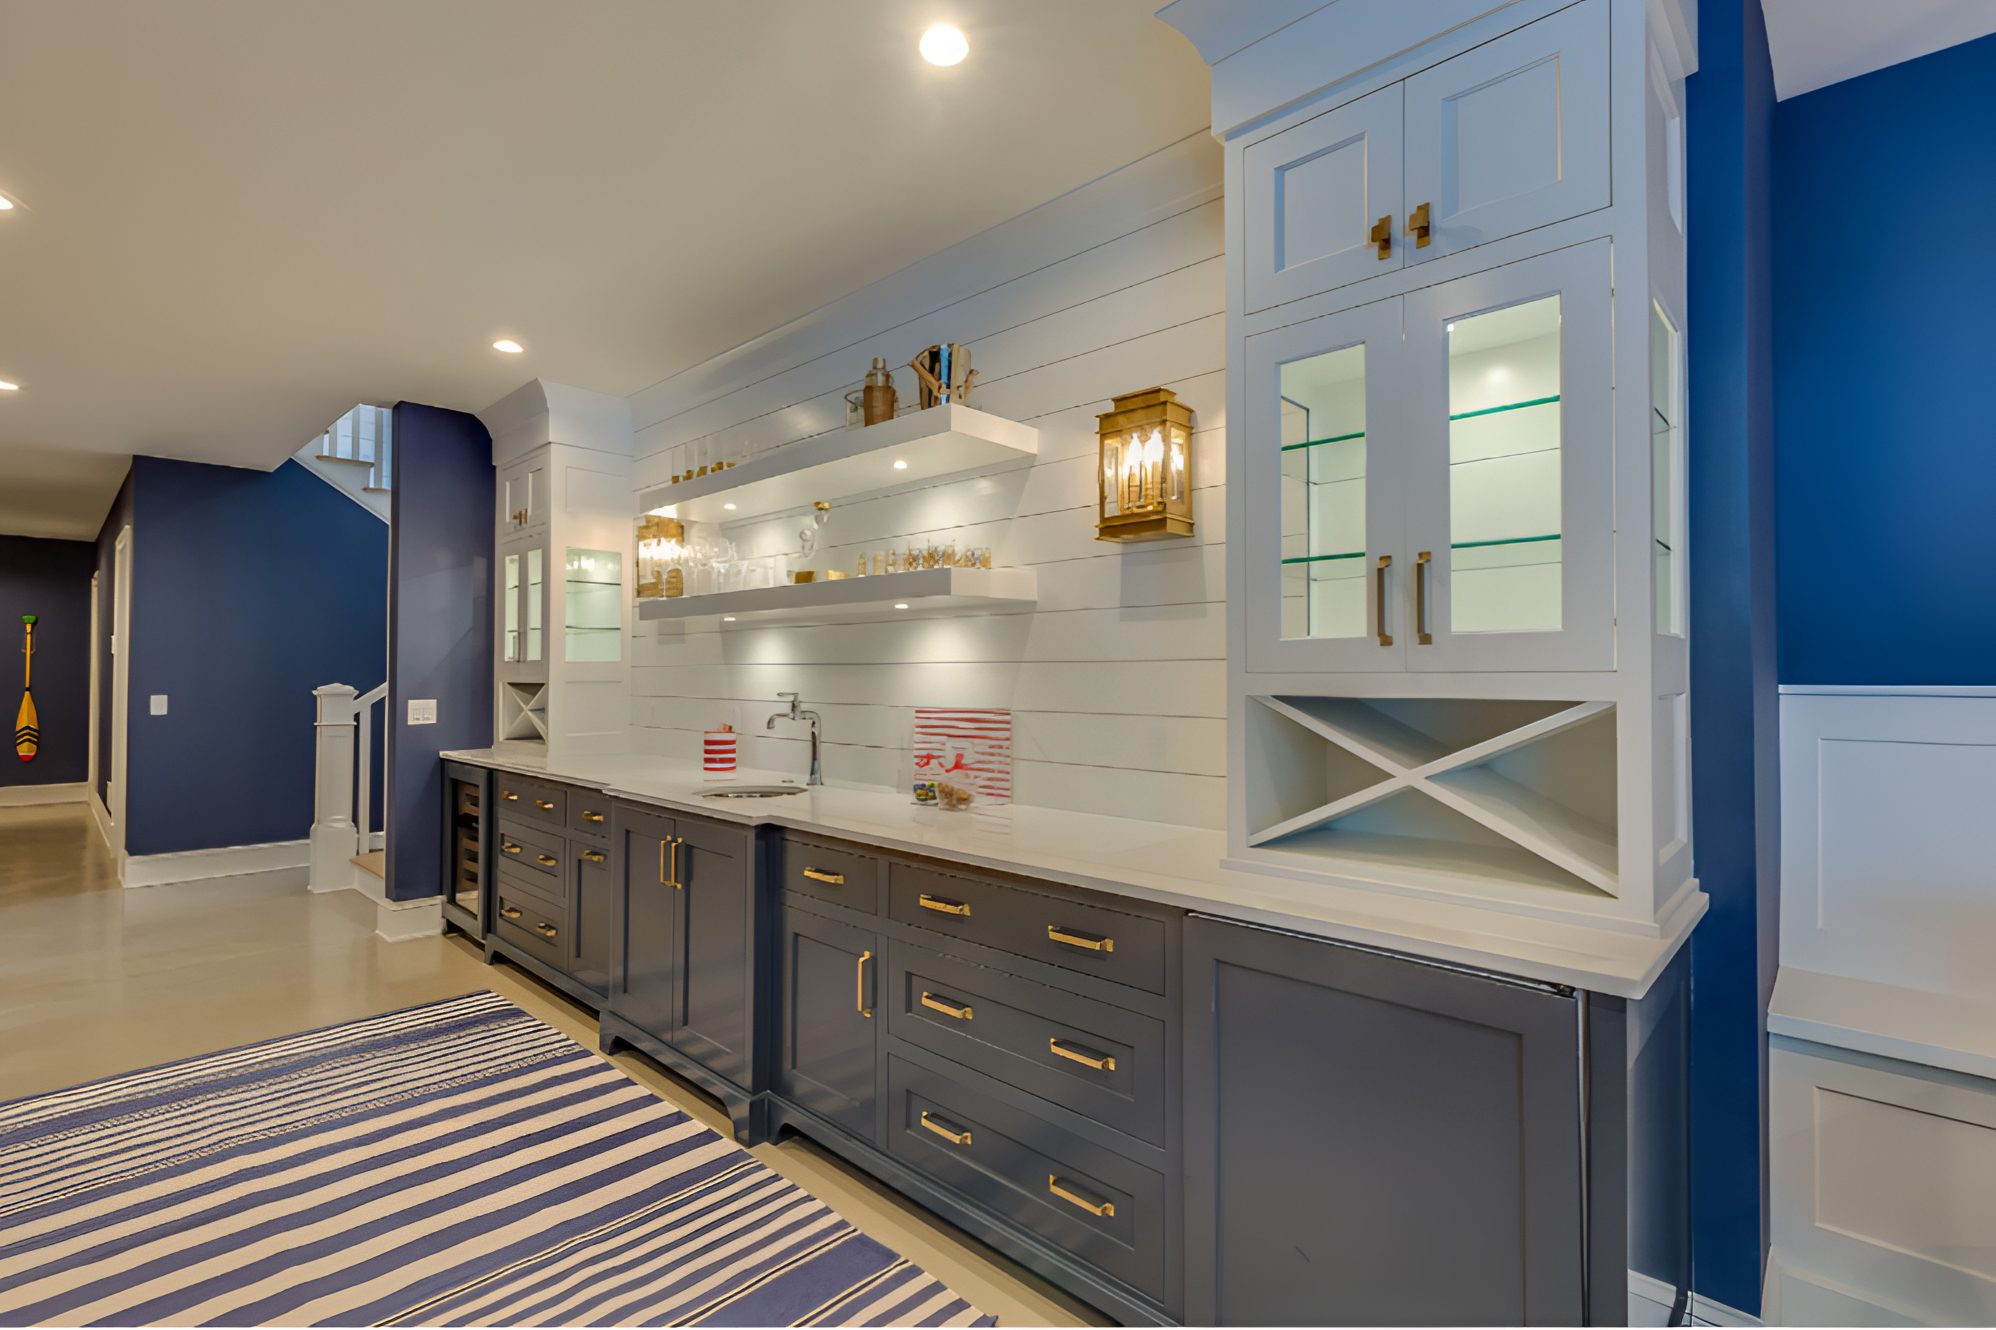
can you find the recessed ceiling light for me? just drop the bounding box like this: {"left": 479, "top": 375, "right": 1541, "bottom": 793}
{"left": 0, "top": 379, "right": 19, "bottom": 392}
{"left": 0, "top": 196, "right": 15, "bottom": 212}
{"left": 492, "top": 338, "right": 525, "bottom": 354}
{"left": 894, "top": 602, "right": 911, "bottom": 610}
{"left": 920, "top": 23, "right": 968, "bottom": 66}
{"left": 892, "top": 459, "right": 909, "bottom": 470}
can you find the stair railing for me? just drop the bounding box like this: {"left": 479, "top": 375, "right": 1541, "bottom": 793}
{"left": 309, "top": 681, "right": 387, "bottom": 894}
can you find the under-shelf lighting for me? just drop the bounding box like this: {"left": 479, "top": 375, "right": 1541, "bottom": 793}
{"left": 723, "top": 616, "right": 737, "bottom": 622}
{"left": 492, "top": 338, "right": 525, "bottom": 354}
{"left": 894, "top": 603, "right": 911, "bottom": 610}
{"left": 0, "top": 379, "right": 18, "bottom": 392}
{"left": 723, "top": 502, "right": 737, "bottom": 511}
{"left": 0, "top": 196, "right": 15, "bottom": 212}
{"left": 893, "top": 459, "right": 909, "bottom": 470}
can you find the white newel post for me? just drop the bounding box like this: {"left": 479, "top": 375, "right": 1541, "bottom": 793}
{"left": 310, "top": 683, "right": 358, "bottom": 894}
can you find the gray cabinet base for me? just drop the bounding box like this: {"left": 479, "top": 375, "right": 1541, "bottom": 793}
{"left": 600, "top": 1010, "right": 758, "bottom": 1145}
{"left": 764, "top": 1095, "right": 1173, "bottom": 1328}
{"left": 483, "top": 936, "right": 605, "bottom": 1012}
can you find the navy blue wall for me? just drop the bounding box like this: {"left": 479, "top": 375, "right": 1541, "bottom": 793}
{"left": 94, "top": 466, "right": 135, "bottom": 806}
{"left": 1774, "top": 33, "right": 1996, "bottom": 685}
{"left": 0, "top": 535, "right": 96, "bottom": 787}
{"left": 1685, "top": 0, "right": 1781, "bottom": 1313}
{"left": 125, "top": 457, "right": 388, "bottom": 855}
{"left": 384, "top": 403, "right": 493, "bottom": 902}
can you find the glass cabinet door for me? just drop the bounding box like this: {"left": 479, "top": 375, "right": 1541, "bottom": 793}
{"left": 564, "top": 547, "right": 623, "bottom": 663}
{"left": 1245, "top": 299, "right": 1405, "bottom": 673}
{"left": 525, "top": 546, "right": 545, "bottom": 664}
{"left": 1404, "top": 239, "right": 1614, "bottom": 672}
{"left": 502, "top": 552, "right": 522, "bottom": 664}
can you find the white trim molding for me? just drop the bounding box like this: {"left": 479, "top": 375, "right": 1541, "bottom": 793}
{"left": 374, "top": 894, "right": 444, "bottom": 943}
{"left": 0, "top": 781, "right": 91, "bottom": 808}
{"left": 121, "top": 838, "right": 310, "bottom": 890}
{"left": 89, "top": 791, "right": 114, "bottom": 850}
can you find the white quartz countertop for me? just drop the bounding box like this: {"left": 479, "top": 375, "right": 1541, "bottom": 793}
{"left": 445, "top": 745, "right": 1703, "bottom": 998}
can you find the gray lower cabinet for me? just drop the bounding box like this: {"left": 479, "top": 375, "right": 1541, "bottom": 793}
{"left": 1183, "top": 915, "right": 1585, "bottom": 1326}
{"left": 774, "top": 898, "right": 882, "bottom": 1143}
{"left": 568, "top": 837, "right": 613, "bottom": 996}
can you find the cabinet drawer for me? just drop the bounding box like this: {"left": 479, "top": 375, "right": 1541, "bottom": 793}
{"left": 495, "top": 858, "right": 565, "bottom": 911}
{"left": 887, "top": 942, "right": 1166, "bottom": 1147}
{"left": 779, "top": 834, "right": 880, "bottom": 913}
{"left": 887, "top": 863, "right": 1168, "bottom": 995}
{"left": 494, "top": 889, "right": 566, "bottom": 967}
{"left": 491, "top": 774, "right": 566, "bottom": 828}
{"left": 494, "top": 818, "right": 566, "bottom": 883}
{"left": 569, "top": 795, "right": 612, "bottom": 840}
{"left": 887, "top": 1055, "right": 1166, "bottom": 1303}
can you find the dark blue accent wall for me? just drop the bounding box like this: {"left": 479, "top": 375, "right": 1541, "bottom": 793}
{"left": 384, "top": 403, "right": 493, "bottom": 902}
{"left": 1774, "top": 33, "right": 1996, "bottom": 685}
{"left": 94, "top": 466, "right": 135, "bottom": 805}
{"left": 0, "top": 536, "right": 96, "bottom": 787}
{"left": 125, "top": 456, "right": 388, "bottom": 856}
{"left": 1685, "top": 0, "right": 1780, "bottom": 1313}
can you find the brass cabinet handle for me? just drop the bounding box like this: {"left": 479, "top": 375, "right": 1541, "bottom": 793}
{"left": 502, "top": 841, "right": 522, "bottom": 856}
{"left": 534, "top": 798, "right": 556, "bottom": 812}
{"left": 534, "top": 922, "right": 558, "bottom": 939}
{"left": 535, "top": 853, "right": 558, "bottom": 868}
{"left": 500, "top": 790, "right": 519, "bottom": 802}
{"left": 856, "top": 949, "right": 873, "bottom": 1018}
{"left": 1047, "top": 925, "right": 1114, "bottom": 954}
{"left": 1410, "top": 200, "right": 1433, "bottom": 248}
{"left": 919, "top": 1111, "right": 972, "bottom": 1147}
{"left": 1415, "top": 550, "right": 1434, "bottom": 646}
{"left": 802, "top": 868, "right": 845, "bottom": 886}
{"left": 580, "top": 848, "right": 606, "bottom": 865}
{"left": 500, "top": 905, "right": 522, "bottom": 920}
{"left": 659, "top": 836, "right": 683, "bottom": 889}
{"left": 1374, "top": 553, "right": 1394, "bottom": 647}
{"left": 920, "top": 992, "right": 974, "bottom": 1021}
{"left": 1370, "top": 213, "right": 1392, "bottom": 259}
{"left": 918, "top": 893, "right": 971, "bottom": 918}
{"left": 1047, "top": 1174, "right": 1115, "bottom": 1218}
{"left": 1049, "top": 1038, "right": 1116, "bottom": 1072}
{"left": 580, "top": 810, "right": 605, "bottom": 824}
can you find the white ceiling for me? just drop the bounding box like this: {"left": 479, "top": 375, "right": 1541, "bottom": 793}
{"left": 0, "top": 1, "right": 1209, "bottom": 539}
{"left": 1761, "top": 0, "right": 1996, "bottom": 100}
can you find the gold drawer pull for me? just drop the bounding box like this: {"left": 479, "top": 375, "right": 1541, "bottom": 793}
{"left": 534, "top": 798, "right": 556, "bottom": 811}
{"left": 856, "top": 949, "right": 873, "bottom": 1018}
{"left": 918, "top": 894, "right": 971, "bottom": 918}
{"left": 580, "top": 809, "right": 605, "bottom": 823}
{"left": 803, "top": 867, "right": 846, "bottom": 886}
{"left": 580, "top": 849, "right": 606, "bottom": 865}
{"left": 1047, "top": 925, "right": 1114, "bottom": 954}
{"left": 659, "top": 837, "right": 683, "bottom": 889}
{"left": 1047, "top": 1174, "right": 1115, "bottom": 1218}
{"left": 501, "top": 790, "right": 519, "bottom": 802}
{"left": 534, "top": 922, "right": 558, "bottom": 939}
{"left": 1049, "top": 1038, "right": 1116, "bottom": 1072}
{"left": 1410, "top": 200, "right": 1433, "bottom": 248}
{"left": 919, "top": 1111, "right": 972, "bottom": 1147}
{"left": 920, "top": 992, "right": 974, "bottom": 1021}
{"left": 535, "top": 854, "right": 558, "bottom": 868}
{"left": 500, "top": 905, "right": 523, "bottom": 921}
{"left": 501, "top": 841, "right": 522, "bottom": 856}
{"left": 1370, "top": 213, "right": 1392, "bottom": 259}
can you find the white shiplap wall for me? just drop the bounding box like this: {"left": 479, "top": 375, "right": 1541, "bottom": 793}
{"left": 627, "top": 136, "right": 1228, "bottom": 827}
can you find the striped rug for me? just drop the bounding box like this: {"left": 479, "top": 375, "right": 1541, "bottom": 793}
{"left": 0, "top": 992, "right": 993, "bottom": 1327}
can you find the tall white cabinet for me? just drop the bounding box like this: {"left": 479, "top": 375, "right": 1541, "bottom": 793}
{"left": 1164, "top": 0, "right": 1696, "bottom": 937}
{"left": 481, "top": 380, "right": 638, "bottom": 762}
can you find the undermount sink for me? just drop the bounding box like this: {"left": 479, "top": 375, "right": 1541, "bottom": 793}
{"left": 700, "top": 784, "right": 806, "bottom": 799}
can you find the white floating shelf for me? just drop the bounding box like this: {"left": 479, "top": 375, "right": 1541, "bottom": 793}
{"left": 636, "top": 567, "right": 1037, "bottom": 625}
{"left": 638, "top": 404, "right": 1039, "bottom": 525}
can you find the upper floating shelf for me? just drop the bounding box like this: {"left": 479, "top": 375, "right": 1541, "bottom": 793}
{"left": 637, "top": 404, "right": 1040, "bottom": 525}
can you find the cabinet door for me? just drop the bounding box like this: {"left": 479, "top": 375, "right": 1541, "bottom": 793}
{"left": 1244, "top": 298, "right": 1408, "bottom": 673}
{"left": 569, "top": 840, "right": 612, "bottom": 995}
{"left": 775, "top": 902, "right": 880, "bottom": 1143}
{"left": 1244, "top": 85, "right": 1403, "bottom": 313}
{"left": 1403, "top": 0, "right": 1610, "bottom": 266}
{"left": 497, "top": 534, "right": 549, "bottom": 673}
{"left": 668, "top": 816, "right": 752, "bottom": 1088}
{"left": 1183, "top": 917, "right": 1583, "bottom": 1326}
{"left": 499, "top": 458, "right": 546, "bottom": 534}
{"left": 1402, "top": 240, "right": 1614, "bottom": 672}
{"left": 611, "top": 807, "right": 678, "bottom": 1040}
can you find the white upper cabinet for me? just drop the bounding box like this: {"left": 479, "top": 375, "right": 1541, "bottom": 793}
{"left": 1244, "top": 87, "right": 1404, "bottom": 313}
{"left": 499, "top": 457, "right": 546, "bottom": 536}
{"left": 1241, "top": 0, "right": 1611, "bottom": 313}
{"left": 1402, "top": 1, "right": 1610, "bottom": 266}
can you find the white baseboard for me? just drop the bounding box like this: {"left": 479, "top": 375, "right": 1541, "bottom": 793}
{"left": 374, "top": 895, "right": 443, "bottom": 943}
{"left": 1628, "top": 1269, "right": 1760, "bottom": 1327}
{"left": 0, "top": 781, "right": 90, "bottom": 808}
{"left": 122, "top": 838, "right": 310, "bottom": 889}
{"left": 89, "top": 791, "right": 114, "bottom": 851}
{"left": 1695, "top": 1293, "right": 1762, "bottom": 1326}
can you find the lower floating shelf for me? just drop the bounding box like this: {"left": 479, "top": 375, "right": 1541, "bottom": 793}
{"left": 635, "top": 566, "right": 1038, "bottom": 625}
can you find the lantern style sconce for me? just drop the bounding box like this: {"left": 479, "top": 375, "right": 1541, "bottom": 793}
{"left": 635, "top": 515, "right": 686, "bottom": 599}
{"left": 1096, "top": 387, "right": 1194, "bottom": 541}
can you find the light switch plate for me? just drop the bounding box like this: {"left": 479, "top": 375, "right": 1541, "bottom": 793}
{"left": 408, "top": 698, "right": 438, "bottom": 725}
{"left": 149, "top": 694, "right": 168, "bottom": 716}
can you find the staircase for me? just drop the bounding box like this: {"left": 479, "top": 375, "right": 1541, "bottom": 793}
{"left": 308, "top": 681, "right": 436, "bottom": 940}
{"left": 295, "top": 405, "right": 393, "bottom": 521}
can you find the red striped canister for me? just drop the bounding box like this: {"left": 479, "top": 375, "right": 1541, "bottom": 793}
{"left": 703, "top": 727, "right": 738, "bottom": 775}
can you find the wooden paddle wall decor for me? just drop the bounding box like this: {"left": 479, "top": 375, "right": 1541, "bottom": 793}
{"left": 14, "top": 614, "right": 37, "bottom": 762}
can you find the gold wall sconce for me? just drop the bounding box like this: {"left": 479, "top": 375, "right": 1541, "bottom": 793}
{"left": 1096, "top": 386, "right": 1193, "bottom": 541}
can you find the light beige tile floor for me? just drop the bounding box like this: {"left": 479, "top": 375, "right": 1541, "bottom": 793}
{"left": 0, "top": 802, "right": 1099, "bottom": 1328}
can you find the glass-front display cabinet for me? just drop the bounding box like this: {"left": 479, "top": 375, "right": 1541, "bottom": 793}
{"left": 563, "top": 547, "right": 623, "bottom": 664}
{"left": 498, "top": 534, "right": 547, "bottom": 676}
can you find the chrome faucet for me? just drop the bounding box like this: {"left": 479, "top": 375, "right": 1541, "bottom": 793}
{"left": 767, "top": 692, "right": 824, "bottom": 786}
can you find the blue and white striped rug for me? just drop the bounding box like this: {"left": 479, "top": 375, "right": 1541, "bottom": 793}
{"left": 0, "top": 993, "right": 994, "bottom": 1327}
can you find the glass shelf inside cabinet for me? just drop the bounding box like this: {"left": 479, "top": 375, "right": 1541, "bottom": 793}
{"left": 1447, "top": 296, "right": 1563, "bottom": 635}
{"left": 1279, "top": 342, "right": 1369, "bottom": 641}
{"left": 564, "top": 547, "right": 622, "bottom": 663}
